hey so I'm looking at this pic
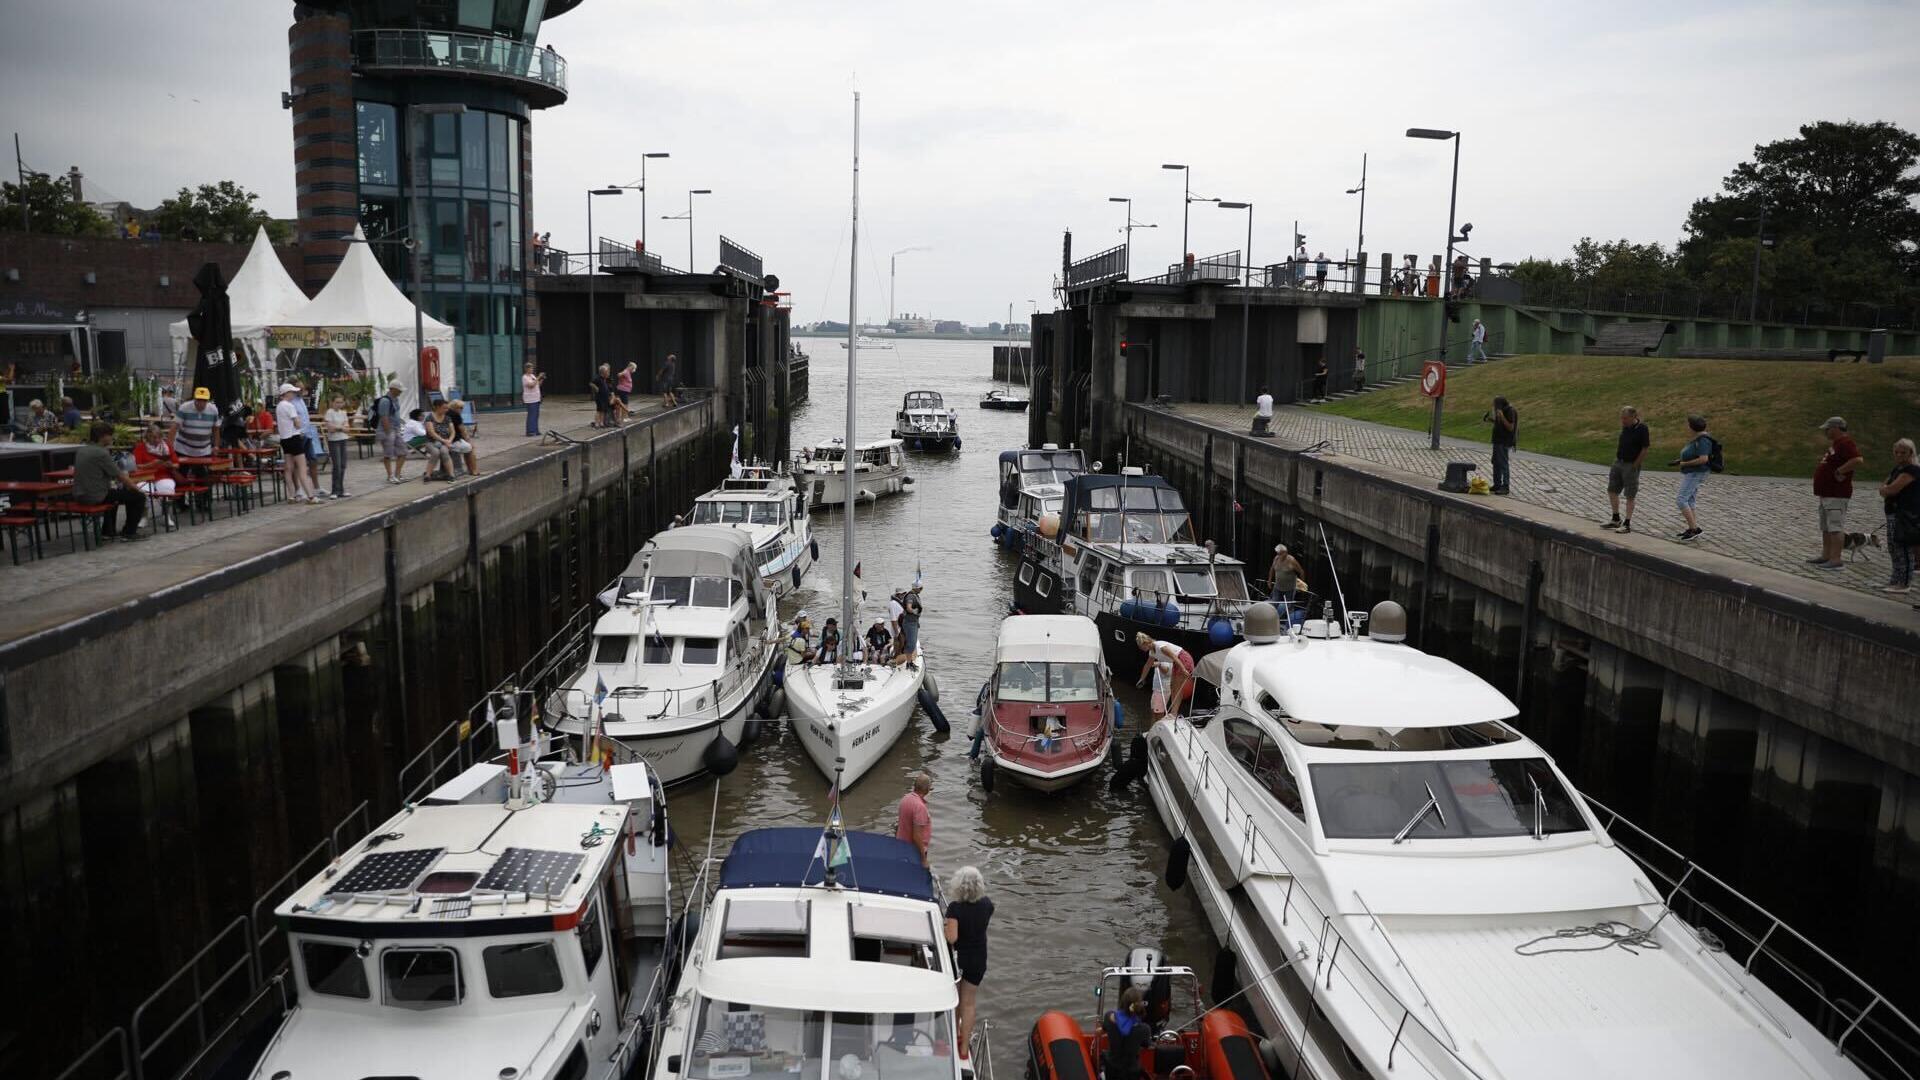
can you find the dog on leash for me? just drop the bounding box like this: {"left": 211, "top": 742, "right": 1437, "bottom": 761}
{"left": 1842, "top": 530, "right": 1882, "bottom": 562}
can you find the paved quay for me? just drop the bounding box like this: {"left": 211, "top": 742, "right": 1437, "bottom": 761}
{"left": 1174, "top": 402, "right": 1919, "bottom": 622}
{"left": 0, "top": 398, "right": 646, "bottom": 637}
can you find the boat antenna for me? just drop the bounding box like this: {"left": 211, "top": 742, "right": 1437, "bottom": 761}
{"left": 824, "top": 758, "right": 848, "bottom": 887}
{"left": 1316, "top": 521, "right": 1349, "bottom": 634}
{"left": 841, "top": 90, "right": 859, "bottom": 670}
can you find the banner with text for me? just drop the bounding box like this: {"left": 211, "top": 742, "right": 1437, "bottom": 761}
{"left": 269, "top": 326, "right": 373, "bottom": 351}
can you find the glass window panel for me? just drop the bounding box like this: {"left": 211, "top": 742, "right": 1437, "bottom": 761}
{"left": 433, "top": 199, "right": 462, "bottom": 280}
{"left": 382, "top": 947, "right": 463, "bottom": 1009}
{"left": 643, "top": 637, "right": 674, "bottom": 664}
{"left": 461, "top": 112, "right": 488, "bottom": 188}
{"left": 356, "top": 102, "right": 398, "bottom": 189}
{"left": 508, "top": 202, "right": 523, "bottom": 276}
{"left": 483, "top": 941, "right": 564, "bottom": 998}
{"left": 465, "top": 199, "right": 489, "bottom": 281}
{"left": 431, "top": 111, "right": 457, "bottom": 155}
{"left": 491, "top": 200, "right": 512, "bottom": 281}
{"left": 494, "top": 0, "right": 529, "bottom": 37}
{"left": 594, "top": 635, "right": 630, "bottom": 664}
{"left": 682, "top": 637, "right": 720, "bottom": 665}
{"left": 507, "top": 118, "right": 522, "bottom": 194}
{"left": 651, "top": 577, "right": 692, "bottom": 607}
{"left": 522, "top": 0, "right": 546, "bottom": 39}
{"left": 578, "top": 898, "right": 606, "bottom": 975}
{"left": 996, "top": 661, "right": 1047, "bottom": 703}
{"left": 301, "top": 941, "right": 369, "bottom": 999}
{"left": 458, "top": 0, "right": 492, "bottom": 29}
{"left": 1047, "top": 663, "right": 1101, "bottom": 702}
{"left": 489, "top": 113, "right": 510, "bottom": 190}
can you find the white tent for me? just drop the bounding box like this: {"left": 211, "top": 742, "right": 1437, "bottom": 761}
{"left": 168, "top": 226, "right": 312, "bottom": 382}
{"left": 278, "top": 225, "right": 454, "bottom": 414}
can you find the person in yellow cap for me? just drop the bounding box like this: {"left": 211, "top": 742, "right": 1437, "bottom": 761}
{"left": 172, "top": 386, "right": 221, "bottom": 463}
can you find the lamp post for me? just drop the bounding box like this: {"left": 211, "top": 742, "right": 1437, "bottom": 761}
{"left": 889, "top": 247, "right": 929, "bottom": 325}
{"left": 1345, "top": 152, "right": 1367, "bottom": 293}
{"left": 1406, "top": 127, "right": 1461, "bottom": 450}
{"left": 1733, "top": 207, "right": 1768, "bottom": 323}
{"left": 406, "top": 102, "right": 466, "bottom": 396}
{"left": 586, "top": 186, "right": 623, "bottom": 374}
{"left": 1108, "top": 197, "right": 1157, "bottom": 279}
{"left": 638, "top": 151, "right": 668, "bottom": 254}
{"left": 1218, "top": 201, "right": 1253, "bottom": 400}
{"left": 1162, "top": 163, "right": 1190, "bottom": 264}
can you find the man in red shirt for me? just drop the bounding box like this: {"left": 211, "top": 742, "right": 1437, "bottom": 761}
{"left": 1810, "top": 416, "right": 1865, "bottom": 571}
{"left": 896, "top": 771, "right": 932, "bottom": 866}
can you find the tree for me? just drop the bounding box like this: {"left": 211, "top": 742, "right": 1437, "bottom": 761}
{"left": 0, "top": 170, "right": 111, "bottom": 236}
{"left": 151, "top": 181, "right": 290, "bottom": 244}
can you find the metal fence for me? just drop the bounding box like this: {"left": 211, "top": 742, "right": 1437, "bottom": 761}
{"left": 353, "top": 29, "right": 567, "bottom": 96}
{"left": 1134, "top": 249, "right": 1243, "bottom": 286}
{"left": 718, "top": 235, "right": 764, "bottom": 282}
{"left": 1064, "top": 244, "right": 1128, "bottom": 290}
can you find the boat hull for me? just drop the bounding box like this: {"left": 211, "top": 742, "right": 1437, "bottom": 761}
{"left": 803, "top": 467, "right": 912, "bottom": 507}
{"left": 981, "top": 700, "right": 1112, "bottom": 793}
{"left": 785, "top": 661, "right": 924, "bottom": 789}
{"left": 761, "top": 532, "right": 817, "bottom": 598}
{"left": 979, "top": 398, "right": 1029, "bottom": 411}
{"left": 893, "top": 429, "right": 961, "bottom": 453}
{"left": 554, "top": 664, "right": 774, "bottom": 786}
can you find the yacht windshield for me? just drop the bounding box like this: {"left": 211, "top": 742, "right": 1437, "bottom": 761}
{"left": 997, "top": 662, "right": 1100, "bottom": 703}
{"left": 651, "top": 576, "right": 733, "bottom": 608}
{"left": 688, "top": 1001, "right": 953, "bottom": 1080}
{"left": 1310, "top": 758, "right": 1585, "bottom": 840}
{"left": 693, "top": 501, "right": 782, "bottom": 526}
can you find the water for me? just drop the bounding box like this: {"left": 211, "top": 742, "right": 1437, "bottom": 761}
{"left": 692, "top": 337, "right": 1217, "bottom": 1073}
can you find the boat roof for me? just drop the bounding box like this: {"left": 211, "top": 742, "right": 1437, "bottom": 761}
{"left": 999, "top": 447, "right": 1086, "bottom": 469}
{"left": 901, "top": 390, "right": 945, "bottom": 408}
{"left": 996, "top": 615, "right": 1102, "bottom": 664}
{"left": 719, "top": 827, "right": 935, "bottom": 902}
{"left": 275, "top": 800, "right": 628, "bottom": 930}
{"left": 249, "top": 1000, "right": 581, "bottom": 1080}
{"left": 1240, "top": 636, "right": 1517, "bottom": 727}
{"left": 617, "top": 523, "right": 758, "bottom": 580}
{"left": 1060, "top": 472, "right": 1184, "bottom": 529}
{"left": 1068, "top": 541, "right": 1245, "bottom": 569}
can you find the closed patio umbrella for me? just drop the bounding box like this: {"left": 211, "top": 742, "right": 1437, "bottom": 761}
{"left": 187, "top": 261, "right": 239, "bottom": 411}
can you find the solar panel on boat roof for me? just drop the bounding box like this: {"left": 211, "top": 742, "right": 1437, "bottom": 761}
{"left": 477, "top": 848, "right": 586, "bottom": 894}
{"left": 327, "top": 847, "right": 444, "bottom": 894}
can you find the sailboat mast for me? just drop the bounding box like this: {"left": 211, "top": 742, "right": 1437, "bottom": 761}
{"left": 842, "top": 91, "right": 860, "bottom": 662}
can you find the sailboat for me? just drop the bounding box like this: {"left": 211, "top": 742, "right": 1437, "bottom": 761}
{"left": 784, "top": 91, "right": 927, "bottom": 791}
{"left": 980, "top": 301, "right": 1030, "bottom": 410}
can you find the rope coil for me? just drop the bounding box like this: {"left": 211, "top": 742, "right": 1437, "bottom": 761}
{"left": 1513, "top": 920, "right": 1661, "bottom": 957}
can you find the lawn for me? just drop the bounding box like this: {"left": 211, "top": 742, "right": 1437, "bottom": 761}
{"left": 1317, "top": 354, "right": 1920, "bottom": 477}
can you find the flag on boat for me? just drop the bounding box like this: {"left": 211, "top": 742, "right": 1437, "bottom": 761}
{"left": 594, "top": 673, "right": 608, "bottom": 705}
{"left": 729, "top": 425, "right": 743, "bottom": 479}
{"left": 852, "top": 561, "right": 862, "bottom": 580}
{"left": 913, "top": 564, "right": 923, "bottom": 590}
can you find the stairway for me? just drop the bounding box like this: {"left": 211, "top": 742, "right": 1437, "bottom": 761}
{"left": 1320, "top": 352, "right": 1515, "bottom": 402}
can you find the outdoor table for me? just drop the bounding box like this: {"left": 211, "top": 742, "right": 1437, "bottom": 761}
{"left": 45, "top": 467, "right": 74, "bottom": 480}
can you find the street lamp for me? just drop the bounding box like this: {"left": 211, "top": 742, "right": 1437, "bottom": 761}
{"left": 1733, "top": 209, "right": 1769, "bottom": 323}
{"left": 638, "top": 151, "right": 669, "bottom": 254}
{"left": 1345, "top": 152, "right": 1367, "bottom": 292}
{"left": 660, "top": 188, "right": 712, "bottom": 271}
{"left": 586, "top": 186, "right": 624, "bottom": 374}
{"left": 889, "top": 247, "right": 929, "bottom": 325}
{"left": 1162, "top": 164, "right": 1190, "bottom": 263}
{"left": 406, "top": 102, "right": 466, "bottom": 397}
{"left": 1218, "top": 201, "right": 1253, "bottom": 401}
{"left": 1108, "top": 197, "right": 1156, "bottom": 279}
{"left": 1406, "top": 127, "right": 1461, "bottom": 450}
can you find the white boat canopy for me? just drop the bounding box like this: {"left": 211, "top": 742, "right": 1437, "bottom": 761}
{"left": 1244, "top": 638, "right": 1518, "bottom": 728}
{"left": 995, "top": 614, "right": 1103, "bottom": 665}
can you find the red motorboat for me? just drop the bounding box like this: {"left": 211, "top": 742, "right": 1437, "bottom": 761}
{"left": 1028, "top": 949, "right": 1272, "bottom": 1080}
{"left": 979, "top": 615, "right": 1116, "bottom": 793}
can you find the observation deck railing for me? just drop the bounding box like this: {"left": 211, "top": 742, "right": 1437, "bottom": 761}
{"left": 352, "top": 29, "right": 568, "bottom": 103}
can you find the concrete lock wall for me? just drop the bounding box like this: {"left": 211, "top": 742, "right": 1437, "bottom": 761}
{"left": 0, "top": 400, "right": 732, "bottom": 1076}
{"left": 1119, "top": 402, "right": 1920, "bottom": 1012}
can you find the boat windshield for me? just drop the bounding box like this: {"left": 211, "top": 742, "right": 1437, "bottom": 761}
{"left": 1309, "top": 758, "right": 1586, "bottom": 840}
{"left": 650, "top": 576, "right": 737, "bottom": 608}
{"left": 996, "top": 662, "right": 1100, "bottom": 703}
{"left": 1018, "top": 451, "right": 1083, "bottom": 482}
{"left": 687, "top": 1000, "right": 954, "bottom": 1080}
{"left": 693, "top": 501, "right": 783, "bottom": 526}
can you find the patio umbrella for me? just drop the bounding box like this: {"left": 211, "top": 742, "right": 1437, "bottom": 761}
{"left": 187, "top": 261, "right": 239, "bottom": 411}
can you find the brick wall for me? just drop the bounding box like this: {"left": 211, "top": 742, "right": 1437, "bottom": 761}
{"left": 0, "top": 234, "right": 301, "bottom": 310}
{"left": 288, "top": 7, "right": 357, "bottom": 293}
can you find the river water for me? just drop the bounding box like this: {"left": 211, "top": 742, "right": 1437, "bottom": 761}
{"left": 689, "top": 336, "right": 1217, "bottom": 1074}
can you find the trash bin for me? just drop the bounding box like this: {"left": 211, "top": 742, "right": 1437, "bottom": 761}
{"left": 1867, "top": 328, "right": 1887, "bottom": 365}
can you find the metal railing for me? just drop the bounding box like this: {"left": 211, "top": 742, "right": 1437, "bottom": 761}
{"left": 1302, "top": 331, "right": 1504, "bottom": 404}
{"left": 597, "top": 236, "right": 675, "bottom": 275}
{"left": 718, "top": 235, "right": 763, "bottom": 282}
{"left": 1065, "top": 244, "right": 1128, "bottom": 290}
{"left": 353, "top": 29, "right": 568, "bottom": 97}
{"left": 1135, "top": 249, "right": 1242, "bottom": 286}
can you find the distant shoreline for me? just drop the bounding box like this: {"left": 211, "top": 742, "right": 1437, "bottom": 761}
{"left": 792, "top": 330, "right": 1031, "bottom": 342}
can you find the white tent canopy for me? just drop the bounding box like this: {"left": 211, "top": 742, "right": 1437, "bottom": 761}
{"left": 279, "top": 225, "right": 453, "bottom": 414}
{"left": 169, "top": 226, "right": 312, "bottom": 381}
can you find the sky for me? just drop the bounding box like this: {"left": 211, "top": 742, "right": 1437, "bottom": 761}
{"left": 4, "top": 0, "right": 1918, "bottom": 325}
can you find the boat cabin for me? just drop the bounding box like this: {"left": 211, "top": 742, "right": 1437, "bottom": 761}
{"left": 806, "top": 439, "right": 906, "bottom": 472}
{"left": 1058, "top": 471, "right": 1196, "bottom": 546}
{"left": 996, "top": 446, "right": 1086, "bottom": 514}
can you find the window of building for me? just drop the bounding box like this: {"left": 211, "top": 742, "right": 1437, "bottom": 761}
{"left": 432, "top": 199, "right": 462, "bottom": 280}
{"left": 466, "top": 199, "right": 490, "bottom": 281}
{"left": 488, "top": 112, "right": 511, "bottom": 190}
{"left": 356, "top": 102, "right": 398, "bottom": 190}
{"left": 300, "top": 940, "right": 369, "bottom": 999}
{"left": 483, "top": 941, "right": 565, "bottom": 998}
{"left": 382, "top": 947, "right": 463, "bottom": 1009}
{"left": 458, "top": 0, "right": 494, "bottom": 30}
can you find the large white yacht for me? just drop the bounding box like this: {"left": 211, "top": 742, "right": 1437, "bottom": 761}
{"left": 796, "top": 438, "right": 912, "bottom": 507}
{"left": 1144, "top": 600, "right": 1915, "bottom": 1080}
{"left": 689, "top": 465, "right": 818, "bottom": 598}
{"left": 553, "top": 525, "right": 779, "bottom": 785}
{"left": 249, "top": 711, "right": 676, "bottom": 1080}
{"left": 647, "top": 823, "right": 970, "bottom": 1080}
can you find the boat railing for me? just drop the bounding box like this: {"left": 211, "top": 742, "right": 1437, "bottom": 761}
{"left": 973, "top": 1018, "right": 997, "bottom": 1080}
{"left": 984, "top": 710, "right": 1108, "bottom": 754}
{"left": 1173, "top": 721, "right": 1494, "bottom": 1079}
{"left": 1585, "top": 797, "right": 1920, "bottom": 1080}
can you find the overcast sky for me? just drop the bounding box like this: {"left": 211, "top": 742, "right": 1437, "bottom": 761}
{"left": 4, "top": 0, "right": 1917, "bottom": 324}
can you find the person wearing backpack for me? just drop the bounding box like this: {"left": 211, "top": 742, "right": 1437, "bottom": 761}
{"left": 1671, "top": 414, "right": 1716, "bottom": 542}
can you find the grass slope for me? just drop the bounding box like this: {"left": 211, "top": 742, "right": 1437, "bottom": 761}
{"left": 1317, "top": 355, "right": 1920, "bottom": 477}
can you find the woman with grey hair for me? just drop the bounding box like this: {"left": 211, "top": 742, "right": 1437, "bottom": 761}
{"left": 1876, "top": 437, "right": 1920, "bottom": 594}
{"left": 944, "top": 865, "right": 994, "bottom": 1062}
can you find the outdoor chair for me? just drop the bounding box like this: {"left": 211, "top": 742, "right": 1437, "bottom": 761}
{"left": 1, "top": 512, "right": 41, "bottom": 563}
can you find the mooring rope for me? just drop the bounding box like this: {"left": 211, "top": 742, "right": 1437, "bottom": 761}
{"left": 1514, "top": 920, "right": 1661, "bottom": 956}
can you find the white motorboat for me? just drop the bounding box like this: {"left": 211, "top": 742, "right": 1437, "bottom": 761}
{"left": 249, "top": 709, "right": 677, "bottom": 1080}
{"left": 552, "top": 524, "right": 778, "bottom": 785}
{"left": 796, "top": 437, "right": 912, "bottom": 507}
{"left": 892, "top": 390, "right": 961, "bottom": 453}
{"left": 1143, "top": 600, "right": 1916, "bottom": 1080}
{"left": 976, "top": 614, "right": 1114, "bottom": 793}
{"left": 786, "top": 91, "right": 926, "bottom": 793}
{"left": 647, "top": 821, "right": 972, "bottom": 1080}
{"left": 990, "top": 445, "right": 1085, "bottom": 551}
{"left": 689, "top": 464, "right": 818, "bottom": 598}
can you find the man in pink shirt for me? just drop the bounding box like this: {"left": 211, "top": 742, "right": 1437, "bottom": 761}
{"left": 896, "top": 771, "right": 932, "bottom": 866}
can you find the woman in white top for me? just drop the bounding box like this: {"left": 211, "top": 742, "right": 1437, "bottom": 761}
{"left": 522, "top": 362, "right": 545, "bottom": 437}
{"left": 275, "top": 384, "right": 319, "bottom": 504}
{"left": 323, "top": 394, "right": 352, "bottom": 499}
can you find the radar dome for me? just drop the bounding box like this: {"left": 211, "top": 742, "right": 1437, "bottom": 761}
{"left": 1369, "top": 600, "right": 1408, "bottom": 643}
{"left": 1244, "top": 602, "right": 1284, "bottom": 644}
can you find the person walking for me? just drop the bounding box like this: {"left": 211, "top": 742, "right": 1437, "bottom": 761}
{"left": 1484, "top": 396, "right": 1517, "bottom": 494}
{"left": 1875, "top": 437, "right": 1919, "bottom": 594}
{"left": 943, "top": 866, "right": 994, "bottom": 1062}
{"left": 1310, "top": 356, "right": 1329, "bottom": 402}
{"left": 1810, "top": 416, "right": 1864, "bottom": 571}
{"left": 657, "top": 353, "right": 680, "bottom": 408}
{"left": 1351, "top": 348, "right": 1367, "bottom": 392}
{"left": 1603, "top": 406, "right": 1650, "bottom": 534}
{"left": 1467, "top": 318, "right": 1489, "bottom": 363}
{"left": 896, "top": 771, "right": 933, "bottom": 867}
{"left": 615, "top": 361, "right": 636, "bottom": 422}
{"left": 323, "top": 393, "right": 352, "bottom": 499}
{"left": 521, "top": 362, "right": 545, "bottom": 437}
{"left": 274, "top": 383, "right": 318, "bottom": 503}
{"left": 1671, "top": 414, "right": 1715, "bottom": 541}
{"left": 591, "top": 363, "right": 614, "bottom": 428}
{"left": 73, "top": 421, "right": 148, "bottom": 541}
{"left": 372, "top": 383, "right": 405, "bottom": 483}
